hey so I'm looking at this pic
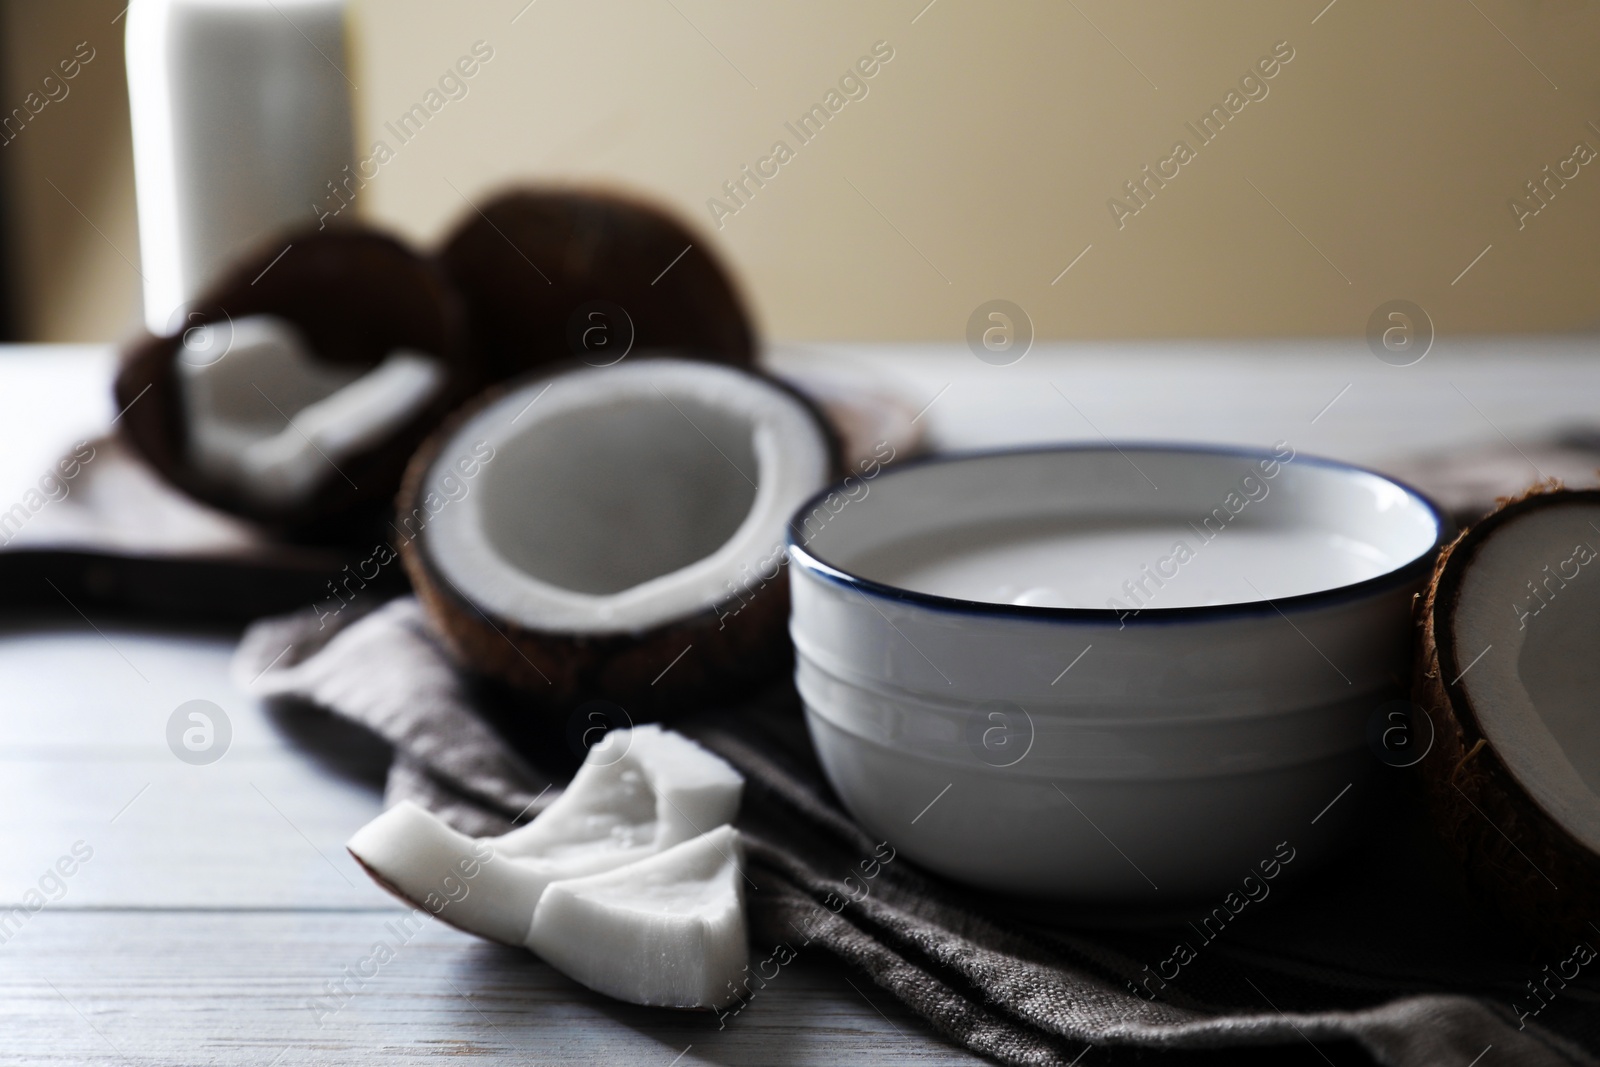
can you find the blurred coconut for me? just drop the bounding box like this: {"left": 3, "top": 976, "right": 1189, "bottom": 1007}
{"left": 436, "top": 187, "right": 755, "bottom": 379}
{"left": 115, "top": 227, "right": 476, "bottom": 540}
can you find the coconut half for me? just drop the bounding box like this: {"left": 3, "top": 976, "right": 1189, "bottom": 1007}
{"left": 1416, "top": 485, "right": 1600, "bottom": 945}
{"left": 436, "top": 187, "right": 755, "bottom": 380}
{"left": 116, "top": 227, "right": 475, "bottom": 537}
{"left": 525, "top": 824, "right": 748, "bottom": 1009}
{"left": 347, "top": 725, "right": 743, "bottom": 947}
{"left": 398, "top": 357, "right": 836, "bottom": 706}
{"left": 179, "top": 315, "right": 445, "bottom": 508}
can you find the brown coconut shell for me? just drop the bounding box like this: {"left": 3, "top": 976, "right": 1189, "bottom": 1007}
{"left": 1413, "top": 482, "right": 1600, "bottom": 948}
{"left": 114, "top": 226, "right": 477, "bottom": 540}
{"left": 435, "top": 187, "right": 755, "bottom": 381}
{"left": 393, "top": 360, "right": 841, "bottom": 717}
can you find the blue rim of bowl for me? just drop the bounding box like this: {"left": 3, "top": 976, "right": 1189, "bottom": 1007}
{"left": 784, "top": 442, "right": 1449, "bottom": 625}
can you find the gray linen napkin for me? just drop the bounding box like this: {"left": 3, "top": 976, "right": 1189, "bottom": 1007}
{"left": 235, "top": 597, "right": 1600, "bottom": 1067}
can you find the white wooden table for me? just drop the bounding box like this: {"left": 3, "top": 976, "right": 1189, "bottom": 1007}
{"left": 1, "top": 337, "right": 1596, "bottom": 1065}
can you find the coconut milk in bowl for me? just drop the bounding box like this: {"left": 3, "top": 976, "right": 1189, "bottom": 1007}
{"left": 786, "top": 444, "right": 1444, "bottom": 902}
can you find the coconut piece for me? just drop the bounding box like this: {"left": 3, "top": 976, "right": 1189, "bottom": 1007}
{"left": 399, "top": 357, "right": 836, "bottom": 707}
{"left": 1415, "top": 484, "right": 1600, "bottom": 945}
{"left": 347, "top": 726, "right": 742, "bottom": 946}
{"left": 346, "top": 799, "right": 546, "bottom": 946}
{"left": 179, "top": 315, "right": 445, "bottom": 507}
{"left": 436, "top": 187, "right": 754, "bottom": 381}
{"left": 115, "top": 227, "right": 475, "bottom": 538}
{"left": 495, "top": 724, "right": 743, "bottom": 868}
{"left": 526, "top": 824, "right": 747, "bottom": 1009}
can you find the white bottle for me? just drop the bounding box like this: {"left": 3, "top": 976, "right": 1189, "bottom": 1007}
{"left": 126, "top": 0, "right": 354, "bottom": 334}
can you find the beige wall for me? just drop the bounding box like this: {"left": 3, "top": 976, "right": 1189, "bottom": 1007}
{"left": 1, "top": 0, "right": 141, "bottom": 342}
{"left": 7, "top": 1, "right": 1600, "bottom": 342}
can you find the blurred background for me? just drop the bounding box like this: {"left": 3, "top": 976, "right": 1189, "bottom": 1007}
{"left": 3, "top": 0, "right": 1598, "bottom": 344}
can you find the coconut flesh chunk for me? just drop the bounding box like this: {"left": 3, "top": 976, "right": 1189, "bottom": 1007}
{"left": 179, "top": 314, "right": 444, "bottom": 507}
{"left": 346, "top": 725, "right": 742, "bottom": 950}
{"left": 493, "top": 724, "right": 743, "bottom": 869}
{"left": 1447, "top": 497, "right": 1600, "bottom": 855}
{"left": 419, "top": 357, "right": 831, "bottom": 635}
{"left": 346, "top": 799, "right": 546, "bottom": 946}
{"left": 526, "top": 824, "right": 747, "bottom": 1009}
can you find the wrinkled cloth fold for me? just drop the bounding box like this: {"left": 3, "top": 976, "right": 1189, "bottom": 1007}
{"left": 236, "top": 597, "right": 1600, "bottom": 1067}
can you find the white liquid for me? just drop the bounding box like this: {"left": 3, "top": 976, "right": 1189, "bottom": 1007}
{"left": 852, "top": 519, "right": 1399, "bottom": 609}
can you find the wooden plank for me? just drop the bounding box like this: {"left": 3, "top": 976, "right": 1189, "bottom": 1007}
{"left": 0, "top": 347, "right": 114, "bottom": 510}
{"left": 0, "top": 623, "right": 387, "bottom": 909}
{"left": 767, "top": 337, "right": 1600, "bottom": 463}
{"left": 0, "top": 621, "right": 979, "bottom": 1061}
{"left": 0, "top": 912, "right": 982, "bottom": 1066}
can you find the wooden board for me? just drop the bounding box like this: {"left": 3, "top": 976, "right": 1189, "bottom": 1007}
{"left": 0, "top": 913, "right": 971, "bottom": 1066}
{"left": 9, "top": 337, "right": 1600, "bottom": 1063}
{"left": 0, "top": 620, "right": 980, "bottom": 1065}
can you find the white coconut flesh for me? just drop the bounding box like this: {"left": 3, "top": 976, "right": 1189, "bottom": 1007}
{"left": 420, "top": 358, "right": 831, "bottom": 634}
{"left": 494, "top": 724, "right": 743, "bottom": 869}
{"left": 1451, "top": 500, "right": 1600, "bottom": 856}
{"left": 346, "top": 725, "right": 743, "bottom": 950}
{"left": 525, "top": 824, "right": 748, "bottom": 1009}
{"left": 179, "top": 313, "right": 445, "bottom": 506}
{"left": 346, "top": 799, "right": 546, "bottom": 946}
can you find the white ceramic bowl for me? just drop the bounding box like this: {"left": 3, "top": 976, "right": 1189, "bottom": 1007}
{"left": 786, "top": 445, "right": 1445, "bottom": 903}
